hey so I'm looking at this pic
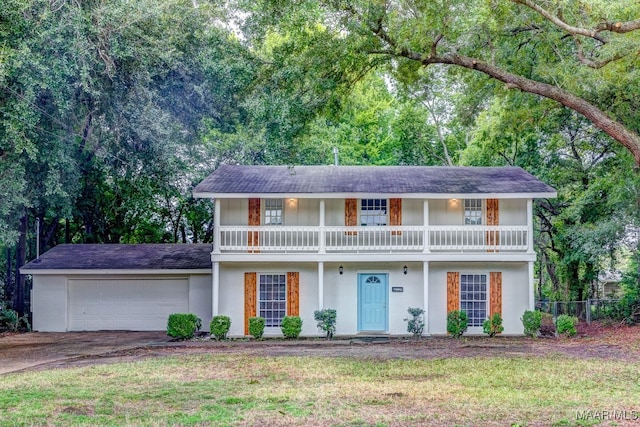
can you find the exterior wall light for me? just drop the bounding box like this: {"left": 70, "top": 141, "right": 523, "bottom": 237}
{"left": 403, "top": 265, "right": 408, "bottom": 275}
{"left": 339, "top": 265, "right": 343, "bottom": 275}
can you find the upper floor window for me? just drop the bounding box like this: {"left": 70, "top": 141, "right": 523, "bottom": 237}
{"left": 464, "top": 199, "right": 482, "bottom": 225}
{"left": 264, "top": 199, "right": 283, "bottom": 225}
{"left": 361, "top": 199, "right": 387, "bottom": 226}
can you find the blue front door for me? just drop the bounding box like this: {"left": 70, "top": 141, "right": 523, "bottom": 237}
{"left": 358, "top": 273, "right": 388, "bottom": 331}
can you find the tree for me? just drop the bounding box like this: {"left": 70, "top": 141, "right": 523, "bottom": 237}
{"left": 0, "top": 0, "right": 261, "bottom": 312}
{"left": 461, "top": 91, "right": 639, "bottom": 302}
{"left": 238, "top": 0, "right": 640, "bottom": 165}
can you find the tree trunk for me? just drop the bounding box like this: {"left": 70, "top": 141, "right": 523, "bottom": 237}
{"left": 14, "top": 212, "right": 27, "bottom": 317}
{"left": 5, "top": 247, "right": 12, "bottom": 303}
{"left": 545, "top": 257, "right": 560, "bottom": 298}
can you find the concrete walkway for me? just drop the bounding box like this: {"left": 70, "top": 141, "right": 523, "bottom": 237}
{"left": 0, "top": 331, "right": 170, "bottom": 374}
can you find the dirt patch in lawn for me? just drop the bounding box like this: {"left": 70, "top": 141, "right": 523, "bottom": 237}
{"left": 1, "top": 322, "right": 639, "bottom": 374}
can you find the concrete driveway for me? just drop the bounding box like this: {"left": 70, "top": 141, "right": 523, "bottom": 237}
{"left": 0, "top": 331, "right": 170, "bottom": 375}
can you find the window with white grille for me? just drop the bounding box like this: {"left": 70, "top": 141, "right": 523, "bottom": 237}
{"left": 360, "top": 199, "right": 387, "bottom": 226}
{"left": 259, "top": 274, "right": 286, "bottom": 327}
{"left": 460, "top": 274, "right": 487, "bottom": 327}
{"left": 464, "top": 199, "right": 482, "bottom": 225}
{"left": 264, "top": 199, "right": 283, "bottom": 225}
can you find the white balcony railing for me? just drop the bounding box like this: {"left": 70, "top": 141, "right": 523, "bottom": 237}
{"left": 217, "top": 225, "right": 529, "bottom": 253}
{"left": 325, "top": 226, "right": 424, "bottom": 252}
{"left": 429, "top": 226, "right": 528, "bottom": 251}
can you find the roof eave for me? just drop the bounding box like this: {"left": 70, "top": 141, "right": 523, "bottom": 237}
{"left": 194, "top": 191, "right": 558, "bottom": 199}
{"left": 20, "top": 268, "right": 213, "bottom": 275}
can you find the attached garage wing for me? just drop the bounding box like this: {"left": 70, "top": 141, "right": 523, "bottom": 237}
{"left": 68, "top": 278, "right": 189, "bottom": 331}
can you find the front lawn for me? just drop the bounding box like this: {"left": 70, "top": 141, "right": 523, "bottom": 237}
{"left": 1, "top": 353, "right": 639, "bottom": 426}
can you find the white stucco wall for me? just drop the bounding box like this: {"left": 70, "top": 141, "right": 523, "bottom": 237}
{"left": 31, "top": 273, "right": 212, "bottom": 332}
{"left": 429, "top": 199, "right": 527, "bottom": 226}
{"left": 219, "top": 197, "right": 528, "bottom": 227}
{"left": 284, "top": 198, "right": 319, "bottom": 226}
{"left": 428, "top": 262, "right": 529, "bottom": 335}
{"left": 498, "top": 199, "right": 527, "bottom": 225}
{"left": 32, "top": 275, "right": 68, "bottom": 332}
{"left": 218, "top": 263, "right": 320, "bottom": 337}
{"left": 217, "top": 260, "right": 529, "bottom": 337}
{"left": 324, "top": 262, "right": 423, "bottom": 335}
{"left": 220, "top": 199, "right": 248, "bottom": 226}
{"left": 402, "top": 199, "right": 423, "bottom": 226}
{"left": 189, "top": 275, "right": 213, "bottom": 331}
{"left": 220, "top": 261, "right": 424, "bottom": 337}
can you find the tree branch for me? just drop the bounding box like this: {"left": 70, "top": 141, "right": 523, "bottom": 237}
{"left": 337, "top": 0, "right": 640, "bottom": 165}
{"left": 597, "top": 19, "right": 640, "bottom": 34}
{"left": 574, "top": 38, "right": 626, "bottom": 69}
{"left": 418, "top": 53, "right": 640, "bottom": 165}
{"left": 513, "top": 0, "right": 640, "bottom": 40}
{"left": 511, "top": 0, "right": 606, "bottom": 42}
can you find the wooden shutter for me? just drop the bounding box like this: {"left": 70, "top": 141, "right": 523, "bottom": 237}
{"left": 490, "top": 272, "right": 502, "bottom": 317}
{"left": 244, "top": 272, "right": 257, "bottom": 335}
{"left": 287, "top": 272, "right": 300, "bottom": 316}
{"left": 345, "top": 198, "right": 358, "bottom": 235}
{"left": 390, "top": 198, "right": 402, "bottom": 235}
{"left": 446, "top": 272, "right": 460, "bottom": 313}
{"left": 486, "top": 198, "right": 499, "bottom": 252}
{"left": 248, "top": 198, "right": 260, "bottom": 252}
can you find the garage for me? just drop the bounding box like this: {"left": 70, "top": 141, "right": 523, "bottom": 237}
{"left": 21, "top": 244, "right": 213, "bottom": 332}
{"left": 68, "top": 278, "right": 189, "bottom": 331}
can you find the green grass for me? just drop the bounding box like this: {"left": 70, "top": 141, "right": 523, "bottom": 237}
{"left": 0, "top": 354, "right": 638, "bottom": 426}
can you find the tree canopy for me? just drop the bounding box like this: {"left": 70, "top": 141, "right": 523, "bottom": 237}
{"left": 238, "top": 0, "right": 640, "bottom": 164}
{"left": 1, "top": 0, "right": 640, "bottom": 315}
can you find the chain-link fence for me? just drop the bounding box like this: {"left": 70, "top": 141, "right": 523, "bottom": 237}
{"left": 536, "top": 299, "right": 621, "bottom": 324}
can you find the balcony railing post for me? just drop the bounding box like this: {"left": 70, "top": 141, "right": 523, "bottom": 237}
{"left": 423, "top": 200, "right": 430, "bottom": 253}
{"left": 319, "top": 199, "right": 326, "bottom": 253}
{"left": 213, "top": 199, "right": 221, "bottom": 254}
{"left": 527, "top": 199, "right": 535, "bottom": 254}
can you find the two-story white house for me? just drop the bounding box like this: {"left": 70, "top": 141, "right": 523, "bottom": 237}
{"left": 22, "top": 165, "right": 556, "bottom": 335}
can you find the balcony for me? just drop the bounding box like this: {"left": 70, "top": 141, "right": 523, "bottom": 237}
{"left": 215, "top": 225, "right": 530, "bottom": 253}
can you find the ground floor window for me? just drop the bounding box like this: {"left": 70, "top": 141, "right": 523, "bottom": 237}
{"left": 460, "top": 274, "right": 487, "bottom": 327}
{"left": 259, "top": 274, "right": 287, "bottom": 327}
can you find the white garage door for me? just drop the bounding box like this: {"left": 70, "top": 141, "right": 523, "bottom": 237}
{"left": 68, "top": 278, "right": 189, "bottom": 331}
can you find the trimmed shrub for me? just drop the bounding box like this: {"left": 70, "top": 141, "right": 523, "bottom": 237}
{"left": 483, "top": 313, "right": 504, "bottom": 337}
{"left": 314, "top": 308, "right": 337, "bottom": 339}
{"left": 249, "top": 316, "right": 265, "bottom": 339}
{"left": 210, "top": 315, "right": 232, "bottom": 340}
{"left": 404, "top": 307, "right": 425, "bottom": 338}
{"left": 447, "top": 310, "right": 468, "bottom": 338}
{"left": 167, "top": 313, "right": 202, "bottom": 340}
{"left": 521, "top": 310, "right": 543, "bottom": 338}
{"left": 555, "top": 314, "right": 578, "bottom": 337}
{"left": 281, "top": 316, "right": 302, "bottom": 339}
{"left": 0, "top": 308, "right": 19, "bottom": 332}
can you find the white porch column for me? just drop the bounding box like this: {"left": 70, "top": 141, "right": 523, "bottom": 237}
{"left": 527, "top": 199, "right": 534, "bottom": 254}
{"left": 528, "top": 261, "right": 535, "bottom": 311}
{"left": 423, "top": 200, "right": 430, "bottom": 253}
{"left": 212, "top": 261, "right": 220, "bottom": 316}
{"left": 319, "top": 199, "right": 326, "bottom": 254}
{"left": 213, "top": 199, "right": 221, "bottom": 254}
{"left": 318, "top": 261, "right": 324, "bottom": 310}
{"left": 423, "top": 261, "right": 430, "bottom": 335}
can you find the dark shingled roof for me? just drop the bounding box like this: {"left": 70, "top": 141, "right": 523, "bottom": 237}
{"left": 21, "top": 244, "right": 212, "bottom": 271}
{"left": 193, "top": 165, "right": 556, "bottom": 196}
